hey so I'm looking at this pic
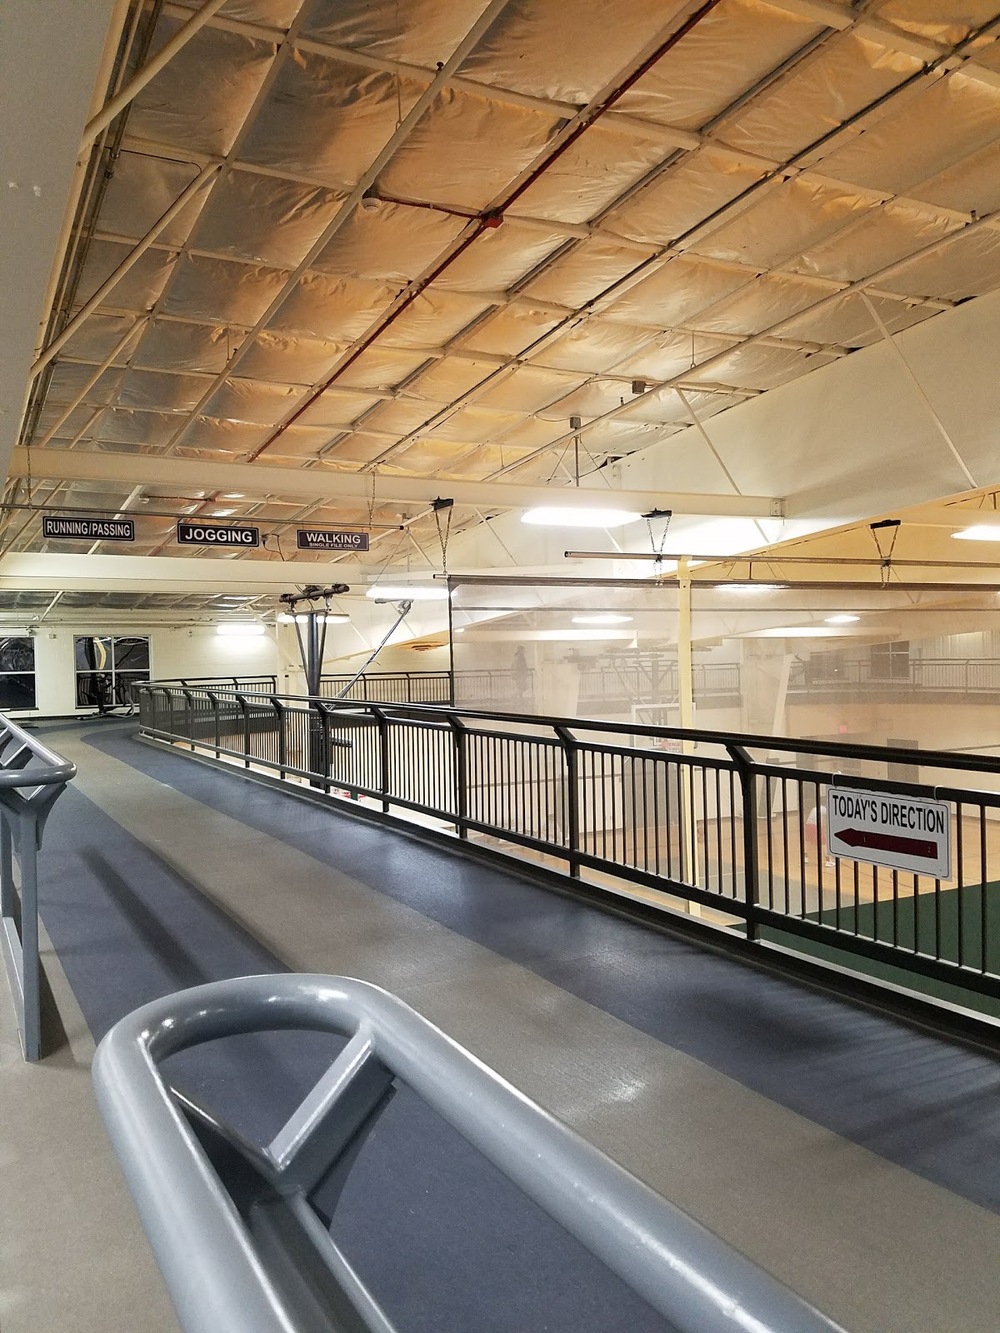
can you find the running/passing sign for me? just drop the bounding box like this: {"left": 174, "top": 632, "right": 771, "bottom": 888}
{"left": 826, "top": 787, "right": 952, "bottom": 879}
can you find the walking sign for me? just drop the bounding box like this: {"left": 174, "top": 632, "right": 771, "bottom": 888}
{"left": 826, "top": 787, "right": 952, "bottom": 879}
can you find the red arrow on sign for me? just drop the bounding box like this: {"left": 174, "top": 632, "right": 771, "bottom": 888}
{"left": 837, "top": 828, "right": 937, "bottom": 860}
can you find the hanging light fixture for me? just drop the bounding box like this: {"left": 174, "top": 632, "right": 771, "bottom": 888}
{"left": 521, "top": 507, "right": 642, "bottom": 528}
{"left": 366, "top": 585, "right": 450, "bottom": 601}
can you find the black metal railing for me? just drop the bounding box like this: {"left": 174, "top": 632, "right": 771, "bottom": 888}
{"left": 321, "top": 671, "right": 454, "bottom": 704}
{"left": 137, "top": 684, "right": 1000, "bottom": 1018}
{"left": 787, "top": 657, "right": 1000, "bottom": 696}
{"left": 152, "top": 674, "right": 278, "bottom": 692}
{"left": 319, "top": 659, "right": 1000, "bottom": 713}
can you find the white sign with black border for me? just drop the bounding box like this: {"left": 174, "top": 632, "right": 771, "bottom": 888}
{"left": 296, "top": 529, "right": 370, "bottom": 552}
{"left": 826, "top": 787, "right": 952, "bottom": 879}
{"left": 43, "top": 516, "right": 135, "bottom": 541}
{"left": 176, "top": 521, "right": 260, "bottom": 548}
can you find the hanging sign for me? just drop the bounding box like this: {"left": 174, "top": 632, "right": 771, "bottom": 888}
{"left": 296, "top": 528, "right": 370, "bottom": 552}
{"left": 42, "top": 516, "right": 135, "bottom": 541}
{"left": 177, "top": 521, "right": 259, "bottom": 548}
{"left": 826, "top": 787, "right": 951, "bottom": 879}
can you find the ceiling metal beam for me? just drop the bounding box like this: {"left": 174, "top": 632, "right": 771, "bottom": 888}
{"left": 80, "top": 0, "right": 232, "bottom": 151}
{"left": 0, "top": 552, "right": 373, "bottom": 593}
{"left": 7, "top": 446, "right": 781, "bottom": 518}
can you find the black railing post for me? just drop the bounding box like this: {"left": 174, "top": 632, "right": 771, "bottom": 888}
{"left": 448, "top": 714, "right": 468, "bottom": 838}
{"left": 727, "top": 743, "right": 760, "bottom": 943}
{"left": 273, "top": 696, "right": 287, "bottom": 778}
{"left": 371, "top": 706, "right": 390, "bottom": 813}
{"left": 204, "top": 691, "right": 221, "bottom": 757}
{"left": 235, "top": 693, "right": 251, "bottom": 768}
{"left": 555, "top": 724, "right": 580, "bottom": 878}
{"left": 317, "top": 703, "right": 333, "bottom": 793}
{"left": 181, "top": 688, "right": 196, "bottom": 750}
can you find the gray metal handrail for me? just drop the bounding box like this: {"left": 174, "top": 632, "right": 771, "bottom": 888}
{"left": 93, "top": 974, "right": 842, "bottom": 1333}
{"left": 0, "top": 716, "right": 76, "bottom": 1060}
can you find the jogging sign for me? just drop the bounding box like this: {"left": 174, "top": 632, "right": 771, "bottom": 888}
{"left": 296, "top": 529, "right": 370, "bottom": 552}
{"left": 177, "top": 521, "right": 259, "bottom": 548}
{"left": 826, "top": 787, "right": 951, "bottom": 879}
{"left": 42, "top": 516, "right": 134, "bottom": 541}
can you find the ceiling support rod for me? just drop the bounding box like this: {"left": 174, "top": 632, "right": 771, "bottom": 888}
{"left": 80, "top": 0, "right": 231, "bottom": 151}
{"left": 30, "top": 164, "right": 219, "bottom": 377}
{"left": 860, "top": 291, "right": 978, "bottom": 491}
{"left": 32, "top": 317, "right": 147, "bottom": 449}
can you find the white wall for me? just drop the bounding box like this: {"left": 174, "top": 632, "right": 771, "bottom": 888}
{"left": 615, "top": 288, "right": 1000, "bottom": 526}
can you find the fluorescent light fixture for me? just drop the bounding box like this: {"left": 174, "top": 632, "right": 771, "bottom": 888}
{"left": 726, "top": 583, "right": 784, "bottom": 594}
{"left": 277, "top": 612, "right": 350, "bottom": 624}
{"left": 521, "top": 507, "right": 642, "bottom": 528}
{"left": 824, "top": 614, "right": 860, "bottom": 625}
{"left": 217, "top": 622, "right": 266, "bottom": 637}
{"left": 527, "top": 629, "right": 633, "bottom": 641}
{"left": 572, "top": 614, "right": 634, "bottom": 625}
{"left": 952, "top": 525, "right": 1000, "bottom": 541}
{"left": 753, "top": 626, "right": 844, "bottom": 638}
{"left": 366, "top": 585, "right": 450, "bottom": 601}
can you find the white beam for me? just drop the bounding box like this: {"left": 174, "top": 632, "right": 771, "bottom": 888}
{"left": 0, "top": 552, "right": 373, "bottom": 595}
{"left": 7, "top": 447, "right": 781, "bottom": 518}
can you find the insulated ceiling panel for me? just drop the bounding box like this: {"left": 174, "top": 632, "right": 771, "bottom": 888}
{"left": 13, "top": 0, "right": 1000, "bottom": 569}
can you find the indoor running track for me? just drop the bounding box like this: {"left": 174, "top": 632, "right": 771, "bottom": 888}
{"left": 31, "top": 720, "right": 1000, "bottom": 1333}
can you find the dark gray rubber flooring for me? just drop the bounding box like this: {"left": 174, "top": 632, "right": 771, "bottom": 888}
{"left": 77, "top": 723, "right": 1000, "bottom": 1217}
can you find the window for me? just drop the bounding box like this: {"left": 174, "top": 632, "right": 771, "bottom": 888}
{"left": 75, "top": 636, "right": 150, "bottom": 710}
{"left": 0, "top": 637, "right": 36, "bottom": 710}
{"left": 804, "top": 649, "right": 847, "bottom": 684}
{"left": 870, "top": 641, "right": 910, "bottom": 681}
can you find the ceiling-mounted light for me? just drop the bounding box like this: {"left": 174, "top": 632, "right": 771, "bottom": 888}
{"left": 521, "top": 507, "right": 642, "bottom": 528}
{"left": 572, "top": 614, "right": 634, "bottom": 625}
{"left": 824, "top": 614, "right": 860, "bottom": 625}
{"left": 217, "top": 622, "right": 266, "bottom": 637}
{"left": 952, "top": 525, "right": 1000, "bottom": 541}
{"left": 754, "top": 627, "right": 844, "bottom": 638}
{"left": 365, "top": 585, "right": 450, "bottom": 601}
{"left": 725, "top": 583, "right": 784, "bottom": 594}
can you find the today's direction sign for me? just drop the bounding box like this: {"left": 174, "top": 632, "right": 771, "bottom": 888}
{"left": 826, "top": 787, "right": 952, "bottom": 879}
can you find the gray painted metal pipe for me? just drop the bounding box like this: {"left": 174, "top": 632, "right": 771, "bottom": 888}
{"left": 93, "top": 974, "right": 844, "bottom": 1333}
